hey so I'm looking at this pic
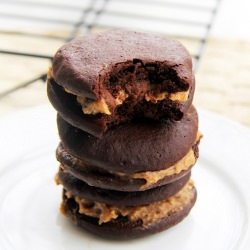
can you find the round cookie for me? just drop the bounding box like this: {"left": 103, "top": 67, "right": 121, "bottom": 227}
{"left": 57, "top": 169, "right": 191, "bottom": 206}
{"left": 56, "top": 142, "right": 199, "bottom": 191}
{"left": 57, "top": 106, "right": 199, "bottom": 173}
{"left": 47, "top": 30, "right": 195, "bottom": 137}
{"left": 60, "top": 181, "right": 197, "bottom": 240}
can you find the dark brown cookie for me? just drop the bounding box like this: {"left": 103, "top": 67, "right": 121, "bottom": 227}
{"left": 57, "top": 106, "right": 199, "bottom": 173}
{"left": 57, "top": 169, "right": 191, "bottom": 206}
{"left": 47, "top": 30, "right": 195, "bottom": 137}
{"left": 60, "top": 181, "right": 197, "bottom": 240}
{"left": 56, "top": 141, "right": 199, "bottom": 191}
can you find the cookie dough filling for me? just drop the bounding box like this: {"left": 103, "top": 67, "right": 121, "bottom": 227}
{"left": 73, "top": 89, "right": 189, "bottom": 116}
{"left": 145, "top": 90, "right": 189, "bottom": 103}
{"left": 76, "top": 96, "right": 111, "bottom": 115}
{"left": 63, "top": 180, "right": 195, "bottom": 227}
{"left": 64, "top": 87, "right": 189, "bottom": 116}
{"left": 76, "top": 90, "right": 128, "bottom": 115}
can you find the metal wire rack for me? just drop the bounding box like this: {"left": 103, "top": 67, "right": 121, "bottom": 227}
{"left": 0, "top": 0, "right": 221, "bottom": 102}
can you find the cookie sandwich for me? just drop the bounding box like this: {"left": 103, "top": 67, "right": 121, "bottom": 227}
{"left": 47, "top": 29, "right": 202, "bottom": 239}
{"left": 47, "top": 30, "right": 195, "bottom": 138}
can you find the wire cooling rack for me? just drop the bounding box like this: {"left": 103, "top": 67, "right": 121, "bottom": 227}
{"left": 0, "top": 0, "right": 221, "bottom": 101}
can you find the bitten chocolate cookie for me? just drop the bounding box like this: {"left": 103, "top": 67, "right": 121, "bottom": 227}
{"left": 60, "top": 180, "right": 197, "bottom": 240}
{"left": 47, "top": 30, "right": 195, "bottom": 137}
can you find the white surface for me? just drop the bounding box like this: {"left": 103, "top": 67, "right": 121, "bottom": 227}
{"left": 212, "top": 0, "right": 250, "bottom": 39}
{"left": 0, "top": 105, "right": 250, "bottom": 250}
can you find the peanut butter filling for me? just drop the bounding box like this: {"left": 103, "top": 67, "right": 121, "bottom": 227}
{"left": 63, "top": 84, "right": 189, "bottom": 115}
{"left": 76, "top": 90, "right": 129, "bottom": 115}
{"left": 169, "top": 90, "right": 190, "bottom": 102}
{"left": 145, "top": 89, "right": 189, "bottom": 103}
{"left": 73, "top": 89, "right": 189, "bottom": 115}
{"left": 77, "top": 96, "right": 111, "bottom": 115}
{"left": 47, "top": 66, "right": 53, "bottom": 79}
{"left": 65, "top": 180, "right": 195, "bottom": 227}
{"left": 64, "top": 89, "right": 128, "bottom": 115}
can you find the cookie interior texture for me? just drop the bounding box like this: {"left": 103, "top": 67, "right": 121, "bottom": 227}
{"left": 60, "top": 180, "right": 197, "bottom": 239}
{"left": 47, "top": 30, "right": 195, "bottom": 137}
{"left": 47, "top": 77, "right": 195, "bottom": 138}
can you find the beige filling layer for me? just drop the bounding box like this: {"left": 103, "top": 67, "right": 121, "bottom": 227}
{"left": 47, "top": 66, "right": 53, "bottom": 79}
{"left": 76, "top": 96, "right": 111, "bottom": 115}
{"left": 75, "top": 90, "right": 128, "bottom": 115}
{"left": 65, "top": 180, "right": 194, "bottom": 227}
{"left": 145, "top": 90, "right": 189, "bottom": 103}
{"left": 77, "top": 90, "right": 189, "bottom": 115}
{"left": 64, "top": 87, "right": 189, "bottom": 115}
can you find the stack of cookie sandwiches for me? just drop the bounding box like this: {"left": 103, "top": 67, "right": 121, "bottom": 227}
{"left": 47, "top": 30, "right": 202, "bottom": 239}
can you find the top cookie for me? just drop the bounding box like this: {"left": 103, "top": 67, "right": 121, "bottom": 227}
{"left": 48, "top": 29, "right": 194, "bottom": 137}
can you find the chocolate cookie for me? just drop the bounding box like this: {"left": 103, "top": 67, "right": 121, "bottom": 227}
{"left": 57, "top": 106, "right": 200, "bottom": 174}
{"left": 57, "top": 169, "right": 191, "bottom": 206}
{"left": 47, "top": 30, "right": 195, "bottom": 137}
{"left": 60, "top": 181, "right": 197, "bottom": 239}
{"left": 56, "top": 141, "right": 199, "bottom": 191}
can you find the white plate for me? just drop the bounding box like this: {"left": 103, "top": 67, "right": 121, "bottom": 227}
{"left": 0, "top": 105, "right": 250, "bottom": 250}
